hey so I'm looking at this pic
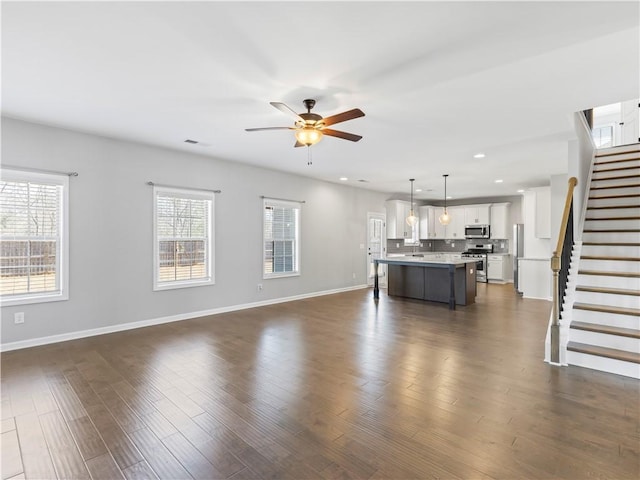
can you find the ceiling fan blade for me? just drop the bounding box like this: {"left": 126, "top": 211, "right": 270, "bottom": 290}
{"left": 245, "top": 126, "right": 295, "bottom": 132}
{"left": 294, "top": 141, "right": 305, "bottom": 148}
{"left": 270, "top": 102, "right": 304, "bottom": 121}
{"left": 321, "top": 108, "right": 365, "bottom": 127}
{"left": 322, "top": 128, "right": 363, "bottom": 142}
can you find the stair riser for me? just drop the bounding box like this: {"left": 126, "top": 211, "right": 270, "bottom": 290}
{"left": 594, "top": 152, "right": 640, "bottom": 169}
{"left": 592, "top": 166, "right": 640, "bottom": 177}
{"left": 577, "top": 274, "right": 640, "bottom": 290}
{"left": 571, "top": 308, "right": 640, "bottom": 329}
{"left": 582, "top": 231, "right": 640, "bottom": 243}
{"left": 569, "top": 328, "right": 640, "bottom": 352}
{"left": 584, "top": 218, "right": 639, "bottom": 230}
{"left": 594, "top": 161, "right": 640, "bottom": 172}
{"left": 587, "top": 196, "right": 640, "bottom": 208}
{"left": 566, "top": 350, "right": 640, "bottom": 379}
{"left": 574, "top": 290, "right": 640, "bottom": 309}
{"left": 596, "top": 145, "right": 640, "bottom": 156}
{"left": 585, "top": 207, "right": 640, "bottom": 219}
{"left": 590, "top": 176, "right": 640, "bottom": 188}
{"left": 581, "top": 245, "right": 640, "bottom": 257}
{"left": 579, "top": 259, "right": 640, "bottom": 273}
{"left": 590, "top": 186, "right": 640, "bottom": 198}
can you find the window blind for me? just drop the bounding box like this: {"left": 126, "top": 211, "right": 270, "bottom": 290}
{"left": 0, "top": 176, "right": 64, "bottom": 298}
{"left": 263, "top": 199, "right": 300, "bottom": 277}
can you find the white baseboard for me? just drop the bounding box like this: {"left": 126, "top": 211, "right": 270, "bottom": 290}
{"left": 1, "top": 284, "right": 369, "bottom": 352}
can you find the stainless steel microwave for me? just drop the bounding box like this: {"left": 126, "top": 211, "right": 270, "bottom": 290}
{"left": 465, "top": 225, "right": 490, "bottom": 239}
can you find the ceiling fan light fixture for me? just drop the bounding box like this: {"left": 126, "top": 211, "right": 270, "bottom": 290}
{"left": 295, "top": 127, "right": 323, "bottom": 146}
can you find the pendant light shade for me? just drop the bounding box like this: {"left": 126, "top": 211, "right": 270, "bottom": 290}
{"left": 439, "top": 174, "right": 451, "bottom": 226}
{"left": 406, "top": 178, "right": 418, "bottom": 226}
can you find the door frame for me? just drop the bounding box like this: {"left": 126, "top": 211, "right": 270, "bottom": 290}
{"left": 367, "top": 212, "right": 387, "bottom": 287}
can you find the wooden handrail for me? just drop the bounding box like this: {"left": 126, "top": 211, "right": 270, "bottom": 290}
{"left": 553, "top": 177, "right": 578, "bottom": 257}
{"left": 550, "top": 176, "right": 578, "bottom": 364}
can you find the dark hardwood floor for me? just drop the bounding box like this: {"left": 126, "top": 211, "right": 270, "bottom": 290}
{"left": 1, "top": 284, "right": 639, "bottom": 479}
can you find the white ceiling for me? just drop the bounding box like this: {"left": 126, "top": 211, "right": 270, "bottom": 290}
{"left": 2, "top": 1, "right": 639, "bottom": 201}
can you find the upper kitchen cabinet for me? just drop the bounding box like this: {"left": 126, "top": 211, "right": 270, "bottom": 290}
{"left": 386, "top": 200, "right": 419, "bottom": 241}
{"left": 446, "top": 206, "right": 466, "bottom": 239}
{"left": 418, "top": 205, "right": 434, "bottom": 239}
{"left": 464, "top": 204, "right": 491, "bottom": 225}
{"left": 490, "top": 202, "right": 511, "bottom": 239}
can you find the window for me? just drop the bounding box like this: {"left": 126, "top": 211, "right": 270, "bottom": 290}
{"left": 263, "top": 198, "right": 301, "bottom": 278}
{"left": 153, "top": 186, "right": 214, "bottom": 290}
{"left": 0, "top": 169, "right": 69, "bottom": 306}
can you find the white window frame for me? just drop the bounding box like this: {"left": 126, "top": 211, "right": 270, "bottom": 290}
{"left": 0, "top": 169, "right": 69, "bottom": 306}
{"left": 153, "top": 185, "right": 215, "bottom": 291}
{"left": 262, "top": 198, "right": 301, "bottom": 279}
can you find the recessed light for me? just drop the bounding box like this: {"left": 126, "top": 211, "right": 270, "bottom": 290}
{"left": 473, "top": 153, "right": 486, "bottom": 159}
{"left": 446, "top": 196, "right": 452, "bottom": 199}
{"left": 339, "top": 177, "right": 348, "bottom": 181}
{"left": 517, "top": 189, "right": 525, "bottom": 193}
{"left": 415, "top": 188, "right": 422, "bottom": 192}
{"left": 495, "top": 179, "right": 503, "bottom": 183}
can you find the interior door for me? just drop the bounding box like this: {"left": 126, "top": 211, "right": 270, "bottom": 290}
{"left": 367, "top": 212, "right": 386, "bottom": 286}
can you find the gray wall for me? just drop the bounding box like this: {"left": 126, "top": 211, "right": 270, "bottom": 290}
{"left": 1, "top": 117, "right": 388, "bottom": 346}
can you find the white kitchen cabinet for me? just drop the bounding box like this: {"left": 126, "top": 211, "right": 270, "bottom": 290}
{"left": 386, "top": 200, "right": 419, "bottom": 241}
{"left": 421, "top": 206, "right": 446, "bottom": 239}
{"left": 487, "top": 255, "right": 513, "bottom": 282}
{"left": 490, "top": 202, "right": 511, "bottom": 239}
{"left": 418, "top": 205, "right": 434, "bottom": 239}
{"left": 446, "top": 206, "right": 466, "bottom": 239}
{"left": 464, "top": 204, "right": 491, "bottom": 225}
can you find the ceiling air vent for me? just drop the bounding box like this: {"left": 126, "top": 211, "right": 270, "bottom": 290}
{"left": 184, "top": 139, "right": 199, "bottom": 144}
{"left": 357, "top": 179, "right": 369, "bottom": 183}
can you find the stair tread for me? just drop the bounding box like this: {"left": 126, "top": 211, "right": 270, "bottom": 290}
{"left": 590, "top": 183, "right": 640, "bottom": 190}
{"left": 583, "top": 229, "right": 640, "bottom": 233}
{"left": 576, "top": 285, "right": 640, "bottom": 296}
{"left": 579, "top": 269, "right": 640, "bottom": 278}
{"left": 585, "top": 216, "right": 640, "bottom": 221}
{"left": 581, "top": 255, "right": 640, "bottom": 261}
{"left": 587, "top": 205, "right": 640, "bottom": 210}
{"left": 582, "top": 242, "right": 640, "bottom": 246}
{"left": 574, "top": 302, "right": 640, "bottom": 316}
{"left": 589, "top": 193, "right": 640, "bottom": 199}
{"left": 591, "top": 174, "right": 640, "bottom": 182}
{"left": 567, "top": 341, "right": 640, "bottom": 364}
{"left": 570, "top": 321, "right": 640, "bottom": 339}
{"left": 593, "top": 165, "right": 640, "bottom": 174}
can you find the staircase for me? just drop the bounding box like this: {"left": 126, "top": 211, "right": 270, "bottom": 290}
{"left": 566, "top": 143, "right": 640, "bottom": 379}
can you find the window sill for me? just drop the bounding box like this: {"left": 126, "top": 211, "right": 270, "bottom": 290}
{"left": 263, "top": 272, "right": 300, "bottom": 280}
{"left": 1, "top": 291, "right": 68, "bottom": 307}
{"left": 153, "top": 278, "right": 215, "bottom": 291}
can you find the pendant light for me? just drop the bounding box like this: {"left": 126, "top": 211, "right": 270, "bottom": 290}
{"left": 439, "top": 174, "right": 451, "bottom": 225}
{"left": 406, "top": 178, "right": 418, "bottom": 226}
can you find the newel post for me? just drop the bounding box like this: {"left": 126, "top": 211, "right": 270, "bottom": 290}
{"left": 550, "top": 253, "right": 561, "bottom": 364}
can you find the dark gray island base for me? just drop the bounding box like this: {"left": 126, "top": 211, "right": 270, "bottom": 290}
{"left": 373, "top": 258, "right": 477, "bottom": 309}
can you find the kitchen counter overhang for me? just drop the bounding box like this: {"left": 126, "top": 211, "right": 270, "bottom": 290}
{"left": 373, "top": 258, "right": 477, "bottom": 309}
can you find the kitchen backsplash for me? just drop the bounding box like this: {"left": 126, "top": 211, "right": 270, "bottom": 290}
{"left": 386, "top": 238, "right": 509, "bottom": 255}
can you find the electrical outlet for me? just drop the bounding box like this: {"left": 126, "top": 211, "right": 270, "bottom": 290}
{"left": 420, "top": 243, "right": 423, "bottom": 247}
{"left": 396, "top": 243, "right": 400, "bottom": 248}
{"left": 14, "top": 312, "right": 25, "bottom": 324}
{"left": 501, "top": 242, "right": 505, "bottom": 248}
{"left": 451, "top": 242, "right": 455, "bottom": 248}
{"left": 257, "top": 284, "right": 263, "bottom": 291}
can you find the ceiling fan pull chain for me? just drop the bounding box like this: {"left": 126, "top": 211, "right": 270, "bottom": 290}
{"left": 307, "top": 146, "right": 313, "bottom": 165}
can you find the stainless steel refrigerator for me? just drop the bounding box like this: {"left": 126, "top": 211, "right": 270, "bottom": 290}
{"left": 513, "top": 224, "right": 524, "bottom": 294}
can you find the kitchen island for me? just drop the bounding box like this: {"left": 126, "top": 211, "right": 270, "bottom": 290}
{"left": 373, "top": 257, "right": 477, "bottom": 309}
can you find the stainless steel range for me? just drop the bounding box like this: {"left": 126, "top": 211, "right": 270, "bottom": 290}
{"left": 461, "top": 243, "right": 493, "bottom": 283}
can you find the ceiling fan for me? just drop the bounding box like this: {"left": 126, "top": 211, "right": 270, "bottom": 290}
{"left": 245, "top": 99, "right": 365, "bottom": 147}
